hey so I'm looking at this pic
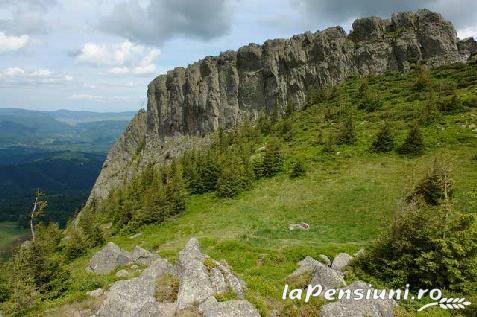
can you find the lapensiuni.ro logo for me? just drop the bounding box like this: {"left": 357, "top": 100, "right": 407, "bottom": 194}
{"left": 282, "top": 284, "right": 472, "bottom": 312}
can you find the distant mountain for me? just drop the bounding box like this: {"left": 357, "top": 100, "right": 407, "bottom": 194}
{"left": 0, "top": 108, "right": 136, "bottom": 229}
{"left": 0, "top": 108, "right": 136, "bottom": 152}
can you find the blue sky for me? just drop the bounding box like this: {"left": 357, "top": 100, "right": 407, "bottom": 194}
{"left": 0, "top": 0, "right": 476, "bottom": 112}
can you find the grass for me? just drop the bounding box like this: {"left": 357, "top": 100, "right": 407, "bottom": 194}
{"left": 13, "top": 62, "right": 477, "bottom": 316}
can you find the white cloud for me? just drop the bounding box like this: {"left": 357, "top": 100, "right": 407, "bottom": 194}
{"left": 75, "top": 40, "right": 160, "bottom": 75}
{"left": 0, "top": 67, "right": 73, "bottom": 86}
{"left": 0, "top": 32, "right": 30, "bottom": 54}
{"left": 458, "top": 26, "right": 477, "bottom": 39}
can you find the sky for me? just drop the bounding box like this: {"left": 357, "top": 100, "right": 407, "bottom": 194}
{"left": 0, "top": 0, "right": 476, "bottom": 112}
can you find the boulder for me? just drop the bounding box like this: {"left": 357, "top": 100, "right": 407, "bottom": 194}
{"left": 88, "top": 242, "right": 132, "bottom": 274}
{"left": 211, "top": 259, "right": 247, "bottom": 298}
{"left": 95, "top": 259, "right": 175, "bottom": 317}
{"left": 176, "top": 238, "right": 215, "bottom": 309}
{"left": 131, "top": 245, "right": 161, "bottom": 265}
{"left": 288, "top": 256, "right": 321, "bottom": 278}
{"left": 310, "top": 262, "right": 346, "bottom": 291}
{"left": 87, "top": 288, "right": 104, "bottom": 298}
{"left": 331, "top": 253, "right": 353, "bottom": 271}
{"left": 199, "top": 296, "right": 260, "bottom": 317}
{"left": 320, "top": 281, "right": 394, "bottom": 317}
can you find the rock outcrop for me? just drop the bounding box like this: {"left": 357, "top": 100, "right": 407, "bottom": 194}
{"left": 87, "top": 9, "right": 477, "bottom": 204}
{"left": 87, "top": 242, "right": 160, "bottom": 274}
{"left": 90, "top": 239, "right": 258, "bottom": 317}
{"left": 320, "top": 281, "right": 394, "bottom": 317}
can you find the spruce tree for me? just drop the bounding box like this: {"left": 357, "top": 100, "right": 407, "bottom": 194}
{"left": 262, "top": 139, "right": 283, "bottom": 177}
{"left": 370, "top": 121, "right": 394, "bottom": 152}
{"left": 398, "top": 123, "right": 425, "bottom": 155}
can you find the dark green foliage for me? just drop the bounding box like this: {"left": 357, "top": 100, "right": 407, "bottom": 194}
{"left": 284, "top": 100, "right": 296, "bottom": 117}
{"left": 357, "top": 78, "right": 382, "bottom": 112}
{"left": 261, "top": 140, "right": 283, "bottom": 177}
{"left": 257, "top": 111, "right": 272, "bottom": 135}
{"left": 370, "top": 121, "right": 394, "bottom": 152}
{"left": 4, "top": 223, "right": 70, "bottom": 315}
{"left": 419, "top": 94, "right": 441, "bottom": 125}
{"left": 356, "top": 199, "right": 477, "bottom": 292}
{"left": 336, "top": 115, "right": 357, "bottom": 145}
{"left": 290, "top": 160, "right": 306, "bottom": 178}
{"left": 398, "top": 124, "right": 424, "bottom": 155}
{"left": 412, "top": 66, "right": 433, "bottom": 91}
{"left": 216, "top": 158, "right": 252, "bottom": 198}
{"left": 437, "top": 92, "right": 464, "bottom": 113}
{"left": 408, "top": 159, "right": 454, "bottom": 206}
{"left": 462, "top": 95, "right": 477, "bottom": 108}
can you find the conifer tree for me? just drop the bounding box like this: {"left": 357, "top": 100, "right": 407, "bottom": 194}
{"left": 398, "top": 123, "right": 424, "bottom": 155}
{"left": 370, "top": 121, "right": 394, "bottom": 152}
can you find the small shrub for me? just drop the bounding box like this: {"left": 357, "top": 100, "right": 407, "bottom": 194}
{"left": 155, "top": 273, "right": 179, "bottom": 303}
{"left": 290, "top": 160, "right": 306, "bottom": 178}
{"left": 321, "top": 135, "right": 336, "bottom": 154}
{"left": 370, "top": 121, "right": 394, "bottom": 153}
{"left": 419, "top": 95, "right": 441, "bottom": 125}
{"left": 437, "top": 93, "right": 463, "bottom": 113}
{"left": 412, "top": 66, "right": 432, "bottom": 91}
{"left": 358, "top": 91, "right": 383, "bottom": 112}
{"left": 408, "top": 159, "right": 454, "bottom": 206}
{"left": 462, "top": 95, "right": 477, "bottom": 108}
{"left": 336, "top": 115, "right": 357, "bottom": 145}
{"left": 398, "top": 124, "right": 424, "bottom": 155}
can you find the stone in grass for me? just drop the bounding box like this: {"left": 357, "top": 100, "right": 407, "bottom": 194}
{"left": 310, "top": 262, "right": 346, "bottom": 292}
{"left": 88, "top": 242, "right": 132, "bottom": 274}
{"left": 288, "top": 223, "right": 310, "bottom": 231}
{"left": 199, "top": 296, "right": 260, "bottom": 317}
{"left": 331, "top": 253, "right": 353, "bottom": 271}
{"left": 320, "top": 281, "right": 394, "bottom": 317}
{"left": 319, "top": 254, "right": 332, "bottom": 266}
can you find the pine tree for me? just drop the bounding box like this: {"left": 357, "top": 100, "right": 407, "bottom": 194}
{"left": 398, "top": 123, "right": 424, "bottom": 155}
{"left": 262, "top": 139, "right": 283, "bottom": 177}
{"left": 290, "top": 160, "right": 306, "bottom": 178}
{"left": 370, "top": 121, "right": 394, "bottom": 152}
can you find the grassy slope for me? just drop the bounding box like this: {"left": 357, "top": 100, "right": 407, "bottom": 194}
{"left": 38, "top": 63, "right": 477, "bottom": 316}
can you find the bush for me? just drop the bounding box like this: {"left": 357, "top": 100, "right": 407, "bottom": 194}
{"left": 437, "top": 93, "right": 463, "bottom": 113}
{"left": 408, "top": 159, "right": 454, "bottom": 206}
{"left": 370, "top": 121, "right": 394, "bottom": 152}
{"left": 262, "top": 140, "right": 283, "bottom": 177}
{"left": 336, "top": 115, "right": 357, "bottom": 145}
{"left": 398, "top": 124, "right": 424, "bottom": 155}
{"left": 290, "top": 160, "right": 306, "bottom": 178}
{"left": 419, "top": 95, "right": 441, "bottom": 125}
{"left": 356, "top": 199, "right": 477, "bottom": 292}
{"left": 412, "top": 66, "right": 432, "bottom": 91}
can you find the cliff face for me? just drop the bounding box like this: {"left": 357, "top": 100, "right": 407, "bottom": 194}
{"left": 87, "top": 9, "right": 477, "bottom": 204}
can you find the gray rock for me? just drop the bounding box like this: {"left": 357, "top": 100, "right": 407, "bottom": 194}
{"left": 199, "top": 297, "right": 260, "bottom": 317}
{"left": 176, "top": 238, "right": 215, "bottom": 309}
{"left": 95, "top": 259, "right": 175, "bottom": 317}
{"left": 88, "top": 242, "right": 132, "bottom": 274}
{"left": 288, "top": 256, "right": 321, "bottom": 278}
{"left": 86, "top": 9, "right": 472, "bottom": 205}
{"left": 331, "top": 253, "right": 353, "bottom": 271}
{"left": 115, "top": 269, "right": 130, "bottom": 278}
{"left": 320, "top": 281, "right": 394, "bottom": 317}
{"left": 131, "top": 245, "right": 160, "bottom": 265}
{"left": 87, "top": 288, "right": 104, "bottom": 298}
{"left": 210, "top": 267, "right": 228, "bottom": 294}
{"left": 310, "top": 262, "right": 346, "bottom": 291}
{"left": 212, "top": 259, "right": 247, "bottom": 298}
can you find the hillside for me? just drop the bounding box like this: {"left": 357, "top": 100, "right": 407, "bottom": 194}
{"left": 1, "top": 9, "right": 476, "bottom": 317}
{"left": 0, "top": 108, "right": 134, "bottom": 151}
{"left": 5, "top": 60, "right": 475, "bottom": 317}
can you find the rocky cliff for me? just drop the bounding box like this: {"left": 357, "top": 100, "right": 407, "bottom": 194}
{"left": 87, "top": 9, "right": 477, "bottom": 204}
